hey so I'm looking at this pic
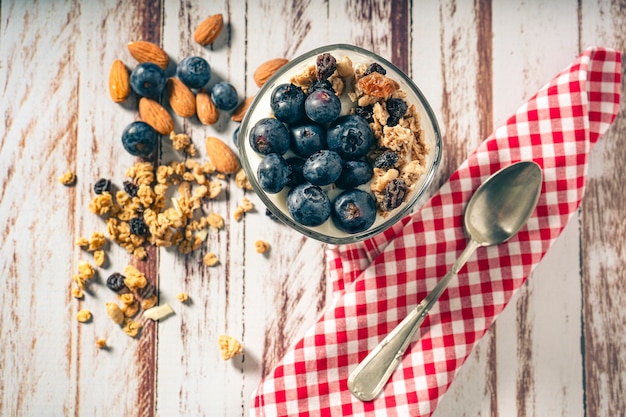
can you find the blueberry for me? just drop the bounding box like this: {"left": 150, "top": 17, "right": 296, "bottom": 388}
{"left": 335, "top": 160, "right": 373, "bottom": 189}
{"left": 271, "top": 83, "right": 306, "bottom": 124}
{"left": 121, "top": 121, "right": 158, "bottom": 158}
{"left": 302, "top": 150, "right": 343, "bottom": 186}
{"left": 327, "top": 115, "right": 374, "bottom": 159}
{"left": 287, "top": 183, "right": 331, "bottom": 227}
{"left": 210, "top": 81, "right": 238, "bottom": 110}
{"left": 249, "top": 117, "right": 290, "bottom": 155}
{"left": 331, "top": 189, "right": 377, "bottom": 234}
{"left": 257, "top": 153, "right": 290, "bottom": 194}
{"left": 289, "top": 123, "right": 327, "bottom": 158}
{"left": 176, "top": 56, "right": 211, "bottom": 89}
{"left": 130, "top": 63, "right": 167, "bottom": 99}
{"left": 233, "top": 126, "right": 241, "bottom": 147}
{"left": 304, "top": 89, "right": 341, "bottom": 124}
{"left": 285, "top": 157, "right": 306, "bottom": 187}
{"left": 308, "top": 79, "right": 334, "bottom": 94}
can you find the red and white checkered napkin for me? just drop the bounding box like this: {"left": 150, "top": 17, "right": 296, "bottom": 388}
{"left": 251, "top": 47, "right": 622, "bottom": 417}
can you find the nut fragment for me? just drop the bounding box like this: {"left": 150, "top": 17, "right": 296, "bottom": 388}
{"left": 139, "top": 97, "right": 174, "bottom": 135}
{"left": 255, "top": 240, "right": 270, "bottom": 254}
{"left": 231, "top": 96, "right": 254, "bottom": 122}
{"left": 127, "top": 40, "right": 169, "bottom": 70}
{"left": 194, "top": 14, "right": 223, "bottom": 46}
{"left": 144, "top": 303, "right": 175, "bottom": 321}
{"left": 108, "top": 59, "right": 130, "bottom": 103}
{"left": 218, "top": 335, "right": 243, "bottom": 360}
{"left": 203, "top": 252, "right": 219, "bottom": 266}
{"left": 205, "top": 136, "right": 240, "bottom": 174}
{"left": 106, "top": 302, "right": 124, "bottom": 325}
{"left": 254, "top": 58, "right": 289, "bottom": 87}
{"left": 176, "top": 292, "right": 189, "bottom": 303}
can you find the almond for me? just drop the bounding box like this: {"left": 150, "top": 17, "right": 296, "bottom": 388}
{"left": 254, "top": 58, "right": 289, "bottom": 87}
{"left": 196, "top": 89, "right": 219, "bottom": 125}
{"left": 230, "top": 96, "right": 254, "bottom": 122}
{"left": 127, "top": 41, "right": 169, "bottom": 70}
{"left": 205, "top": 136, "right": 240, "bottom": 174}
{"left": 139, "top": 98, "right": 174, "bottom": 135}
{"left": 167, "top": 78, "right": 196, "bottom": 118}
{"left": 194, "top": 14, "right": 223, "bottom": 46}
{"left": 108, "top": 59, "right": 130, "bottom": 103}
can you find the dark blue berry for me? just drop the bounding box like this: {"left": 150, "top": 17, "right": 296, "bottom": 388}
{"left": 285, "top": 157, "right": 306, "bottom": 187}
{"left": 106, "top": 272, "right": 127, "bottom": 293}
{"left": 308, "top": 79, "right": 334, "bottom": 94}
{"left": 130, "top": 62, "right": 167, "bottom": 99}
{"left": 94, "top": 178, "right": 111, "bottom": 195}
{"left": 287, "top": 183, "right": 331, "bottom": 227}
{"left": 210, "top": 81, "right": 238, "bottom": 110}
{"left": 327, "top": 115, "right": 374, "bottom": 159}
{"left": 176, "top": 56, "right": 211, "bottom": 89}
{"left": 249, "top": 118, "right": 290, "bottom": 155}
{"left": 302, "top": 150, "right": 343, "bottom": 186}
{"left": 257, "top": 153, "right": 290, "bottom": 194}
{"left": 335, "top": 160, "right": 373, "bottom": 189}
{"left": 305, "top": 89, "right": 341, "bottom": 124}
{"left": 121, "top": 121, "right": 158, "bottom": 158}
{"left": 270, "top": 83, "right": 306, "bottom": 124}
{"left": 289, "top": 123, "right": 327, "bottom": 158}
{"left": 331, "top": 189, "right": 377, "bottom": 234}
{"left": 233, "top": 126, "right": 241, "bottom": 147}
{"left": 373, "top": 151, "right": 400, "bottom": 169}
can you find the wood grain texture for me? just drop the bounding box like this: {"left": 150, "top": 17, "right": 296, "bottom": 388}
{"left": 0, "top": 0, "right": 624, "bottom": 416}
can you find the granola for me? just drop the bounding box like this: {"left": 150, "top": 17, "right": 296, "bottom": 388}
{"left": 218, "top": 335, "right": 243, "bottom": 360}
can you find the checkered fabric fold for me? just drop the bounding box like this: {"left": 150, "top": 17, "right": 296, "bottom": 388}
{"left": 251, "top": 47, "right": 622, "bottom": 417}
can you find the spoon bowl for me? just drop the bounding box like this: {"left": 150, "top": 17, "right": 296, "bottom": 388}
{"left": 348, "top": 161, "right": 543, "bottom": 401}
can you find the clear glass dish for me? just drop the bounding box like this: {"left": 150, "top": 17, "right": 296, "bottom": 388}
{"left": 238, "top": 44, "right": 442, "bottom": 244}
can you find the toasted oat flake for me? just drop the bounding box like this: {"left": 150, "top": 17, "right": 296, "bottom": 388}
{"left": 75, "top": 237, "right": 89, "bottom": 247}
{"left": 88, "top": 231, "right": 107, "bottom": 251}
{"left": 58, "top": 171, "right": 76, "bottom": 185}
{"left": 122, "top": 318, "right": 141, "bottom": 337}
{"left": 176, "top": 292, "right": 189, "bottom": 302}
{"left": 96, "top": 338, "right": 107, "bottom": 349}
{"left": 218, "top": 335, "right": 243, "bottom": 360}
{"left": 235, "top": 168, "right": 253, "bottom": 190}
{"left": 203, "top": 252, "right": 219, "bottom": 267}
{"left": 123, "top": 265, "right": 148, "bottom": 290}
{"left": 71, "top": 287, "right": 84, "bottom": 299}
{"left": 118, "top": 293, "right": 135, "bottom": 305}
{"left": 94, "top": 250, "right": 105, "bottom": 266}
{"left": 88, "top": 192, "right": 114, "bottom": 215}
{"left": 207, "top": 212, "right": 224, "bottom": 230}
{"left": 76, "top": 309, "right": 92, "bottom": 323}
{"left": 142, "top": 295, "right": 158, "bottom": 310}
{"left": 234, "top": 197, "right": 254, "bottom": 221}
{"left": 255, "top": 240, "right": 270, "bottom": 254}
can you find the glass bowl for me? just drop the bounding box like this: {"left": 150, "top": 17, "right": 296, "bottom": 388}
{"left": 238, "top": 44, "right": 442, "bottom": 244}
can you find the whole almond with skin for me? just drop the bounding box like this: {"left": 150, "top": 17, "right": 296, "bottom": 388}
{"left": 167, "top": 78, "right": 196, "bottom": 118}
{"left": 254, "top": 58, "right": 289, "bottom": 87}
{"left": 196, "top": 89, "right": 219, "bottom": 125}
{"left": 127, "top": 41, "right": 169, "bottom": 70}
{"left": 139, "top": 97, "right": 174, "bottom": 135}
{"left": 205, "top": 136, "right": 240, "bottom": 174}
{"left": 108, "top": 59, "right": 130, "bottom": 103}
{"left": 231, "top": 96, "right": 254, "bottom": 122}
{"left": 194, "top": 14, "right": 223, "bottom": 46}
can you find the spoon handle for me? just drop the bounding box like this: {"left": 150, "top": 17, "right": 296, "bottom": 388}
{"left": 348, "top": 239, "right": 481, "bottom": 401}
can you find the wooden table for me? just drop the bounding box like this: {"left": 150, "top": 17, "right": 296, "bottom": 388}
{"left": 1, "top": 1, "right": 624, "bottom": 416}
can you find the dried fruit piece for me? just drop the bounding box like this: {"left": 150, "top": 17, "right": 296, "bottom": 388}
{"left": 167, "top": 78, "right": 196, "bottom": 118}
{"left": 196, "top": 88, "right": 219, "bottom": 125}
{"left": 127, "top": 41, "right": 169, "bottom": 70}
{"left": 357, "top": 72, "right": 397, "bottom": 98}
{"left": 382, "top": 178, "right": 408, "bottom": 211}
{"left": 194, "top": 14, "right": 223, "bottom": 46}
{"left": 316, "top": 53, "right": 337, "bottom": 80}
{"left": 231, "top": 96, "right": 254, "bottom": 122}
{"left": 139, "top": 97, "right": 174, "bottom": 135}
{"left": 205, "top": 136, "right": 240, "bottom": 174}
{"left": 254, "top": 58, "right": 289, "bottom": 87}
{"left": 108, "top": 59, "right": 130, "bottom": 103}
{"left": 218, "top": 335, "right": 243, "bottom": 360}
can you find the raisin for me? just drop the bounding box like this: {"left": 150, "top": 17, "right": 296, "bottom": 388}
{"left": 129, "top": 217, "right": 148, "bottom": 236}
{"left": 106, "top": 272, "right": 127, "bottom": 293}
{"left": 382, "top": 178, "right": 408, "bottom": 211}
{"left": 123, "top": 180, "right": 139, "bottom": 197}
{"left": 354, "top": 105, "right": 374, "bottom": 123}
{"left": 316, "top": 53, "right": 337, "bottom": 80}
{"left": 308, "top": 79, "right": 334, "bottom": 94}
{"left": 94, "top": 178, "right": 111, "bottom": 195}
{"left": 373, "top": 151, "right": 400, "bottom": 169}
{"left": 357, "top": 72, "right": 396, "bottom": 98}
{"left": 386, "top": 98, "right": 407, "bottom": 127}
{"left": 364, "top": 62, "right": 387, "bottom": 76}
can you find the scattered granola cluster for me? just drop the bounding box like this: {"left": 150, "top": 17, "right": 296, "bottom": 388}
{"left": 218, "top": 334, "right": 243, "bottom": 360}
{"left": 58, "top": 170, "right": 77, "bottom": 186}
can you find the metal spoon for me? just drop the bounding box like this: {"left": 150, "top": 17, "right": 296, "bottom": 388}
{"left": 348, "top": 161, "right": 543, "bottom": 401}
